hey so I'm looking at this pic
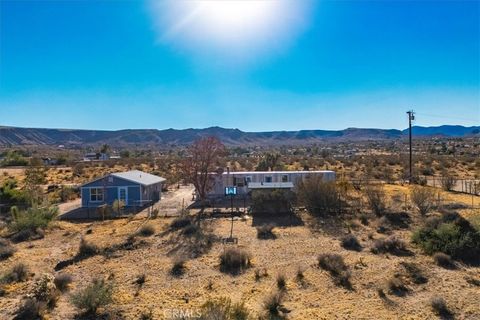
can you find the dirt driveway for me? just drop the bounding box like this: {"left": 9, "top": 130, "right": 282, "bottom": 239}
{"left": 154, "top": 184, "right": 195, "bottom": 216}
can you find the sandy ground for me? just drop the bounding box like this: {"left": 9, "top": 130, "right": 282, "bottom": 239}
{"left": 0, "top": 185, "right": 479, "bottom": 320}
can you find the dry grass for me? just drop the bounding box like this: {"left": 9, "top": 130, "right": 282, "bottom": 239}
{"left": 0, "top": 186, "right": 478, "bottom": 319}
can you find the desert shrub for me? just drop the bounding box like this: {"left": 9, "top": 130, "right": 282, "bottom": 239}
{"left": 2, "top": 262, "right": 29, "bottom": 283}
{"left": 296, "top": 177, "right": 343, "bottom": 216}
{"left": 254, "top": 268, "right": 268, "bottom": 282}
{"left": 71, "top": 278, "right": 113, "bottom": 315}
{"left": 15, "top": 298, "right": 42, "bottom": 320}
{"left": 140, "top": 309, "right": 154, "bottom": 320}
{"left": 77, "top": 238, "right": 99, "bottom": 258}
{"left": 387, "top": 276, "right": 409, "bottom": 296}
{"left": 0, "top": 238, "right": 15, "bottom": 260}
{"left": 170, "top": 216, "right": 192, "bottom": 231}
{"left": 151, "top": 209, "right": 159, "bottom": 219}
{"left": 430, "top": 296, "right": 453, "bottom": 317}
{"left": 341, "top": 234, "right": 362, "bottom": 251}
{"left": 251, "top": 189, "right": 295, "bottom": 214}
{"left": 433, "top": 252, "right": 456, "bottom": 269}
{"left": 411, "top": 186, "right": 436, "bottom": 215}
{"left": 9, "top": 206, "right": 58, "bottom": 241}
{"left": 30, "top": 273, "right": 59, "bottom": 308}
{"left": 371, "top": 236, "right": 408, "bottom": 255}
{"left": 263, "top": 291, "right": 286, "bottom": 319}
{"left": 400, "top": 262, "right": 428, "bottom": 284}
{"left": 171, "top": 258, "right": 186, "bottom": 277}
{"left": 134, "top": 273, "right": 146, "bottom": 287}
{"left": 256, "top": 225, "right": 276, "bottom": 240}
{"left": 137, "top": 224, "right": 155, "bottom": 237}
{"left": 199, "top": 297, "right": 250, "bottom": 320}
{"left": 54, "top": 273, "right": 73, "bottom": 292}
{"left": 317, "top": 253, "right": 351, "bottom": 288}
{"left": 296, "top": 266, "right": 305, "bottom": 282}
{"left": 412, "top": 212, "right": 480, "bottom": 264}
{"left": 220, "top": 248, "right": 251, "bottom": 275}
{"left": 364, "top": 185, "right": 387, "bottom": 216}
{"left": 440, "top": 174, "right": 457, "bottom": 191}
{"left": 276, "top": 273, "right": 287, "bottom": 290}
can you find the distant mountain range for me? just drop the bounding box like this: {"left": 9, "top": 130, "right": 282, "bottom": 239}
{"left": 0, "top": 125, "right": 478, "bottom": 147}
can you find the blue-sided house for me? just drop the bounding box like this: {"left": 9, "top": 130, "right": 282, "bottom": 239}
{"left": 80, "top": 170, "right": 166, "bottom": 208}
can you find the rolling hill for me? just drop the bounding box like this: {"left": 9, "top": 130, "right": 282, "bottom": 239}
{"left": 0, "top": 125, "right": 478, "bottom": 147}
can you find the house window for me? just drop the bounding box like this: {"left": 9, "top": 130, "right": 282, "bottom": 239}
{"left": 265, "top": 176, "right": 273, "bottom": 183}
{"left": 90, "top": 188, "right": 104, "bottom": 202}
{"left": 282, "top": 174, "right": 289, "bottom": 182}
{"left": 234, "top": 177, "right": 245, "bottom": 187}
{"left": 245, "top": 176, "right": 252, "bottom": 184}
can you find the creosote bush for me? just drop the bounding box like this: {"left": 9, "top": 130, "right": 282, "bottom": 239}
{"left": 341, "top": 234, "right": 362, "bottom": 251}
{"left": 400, "top": 262, "right": 428, "bottom": 284}
{"left": 296, "top": 177, "right": 343, "bottom": 216}
{"left": 0, "top": 238, "right": 15, "bottom": 260}
{"left": 387, "top": 276, "right": 409, "bottom": 296}
{"left": 15, "top": 298, "right": 42, "bottom": 320}
{"left": 220, "top": 248, "right": 251, "bottom": 275}
{"left": 171, "top": 258, "right": 186, "bottom": 277}
{"left": 256, "top": 225, "right": 276, "bottom": 240}
{"left": 364, "top": 185, "right": 387, "bottom": 216}
{"left": 410, "top": 186, "right": 436, "bottom": 215}
{"left": 2, "top": 262, "right": 29, "bottom": 283}
{"left": 431, "top": 296, "right": 453, "bottom": 317}
{"left": 412, "top": 212, "right": 480, "bottom": 264}
{"left": 199, "top": 297, "right": 250, "bottom": 320}
{"left": 433, "top": 252, "right": 456, "bottom": 269}
{"left": 54, "top": 273, "right": 73, "bottom": 292}
{"left": 137, "top": 224, "right": 155, "bottom": 237}
{"left": 170, "top": 216, "right": 192, "bottom": 231}
{"left": 71, "top": 278, "right": 113, "bottom": 315}
{"left": 77, "top": 238, "right": 98, "bottom": 258}
{"left": 371, "top": 236, "right": 408, "bottom": 255}
{"left": 318, "top": 253, "right": 351, "bottom": 288}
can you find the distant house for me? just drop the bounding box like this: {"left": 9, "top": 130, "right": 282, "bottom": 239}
{"left": 83, "top": 152, "right": 109, "bottom": 162}
{"left": 80, "top": 170, "right": 166, "bottom": 208}
{"left": 207, "top": 170, "right": 336, "bottom": 199}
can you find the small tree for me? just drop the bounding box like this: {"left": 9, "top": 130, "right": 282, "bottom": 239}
{"left": 440, "top": 173, "right": 457, "bottom": 192}
{"left": 24, "top": 158, "right": 46, "bottom": 205}
{"left": 181, "top": 136, "right": 226, "bottom": 208}
{"left": 410, "top": 186, "right": 435, "bottom": 215}
{"left": 364, "top": 185, "right": 387, "bottom": 216}
{"left": 296, "top": 175, "right": 342, "bottom": 216}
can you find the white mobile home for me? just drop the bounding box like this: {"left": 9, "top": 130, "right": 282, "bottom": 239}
{"left": 207, "top": 170, "right": 336, "bottom": 199}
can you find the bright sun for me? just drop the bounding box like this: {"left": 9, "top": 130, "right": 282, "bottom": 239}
{"left": 151, "top": 0, "right": 311, "bottom": 59}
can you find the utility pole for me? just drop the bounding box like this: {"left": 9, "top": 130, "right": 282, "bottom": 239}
{"left": 407, "top": 110, "right": 415, "bottom": 184}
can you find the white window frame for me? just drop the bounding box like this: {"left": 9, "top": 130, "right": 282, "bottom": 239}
{"left": 90, "top": 188, "right": 104, "bottom": 202}
{"left": 265, "top": 176, "right": 273, "bottom": 183}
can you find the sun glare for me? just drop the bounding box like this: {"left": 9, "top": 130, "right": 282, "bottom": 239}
{"left": 151, "top": 0, "right": 311, "bottom": 60}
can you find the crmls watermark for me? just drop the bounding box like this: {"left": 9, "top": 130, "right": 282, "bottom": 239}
{"left": 163, "top": 308, "right": 202, "bottom": 319}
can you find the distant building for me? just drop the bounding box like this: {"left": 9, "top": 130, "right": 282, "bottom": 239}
{"left": 80, "top": 170, "right": 166, "bottom": 208}
{"left": 83, "top": 152, "right": 109, "bottom": 162}
{"left": 207, "top": 170, "right": 336, "bottom": 199}
{"left": 42, "top": 157, "right": 58, "bottom": 166}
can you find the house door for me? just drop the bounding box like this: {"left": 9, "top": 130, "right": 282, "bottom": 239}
{"left": 118, "top": 187, "right": 128, "bottom": 205}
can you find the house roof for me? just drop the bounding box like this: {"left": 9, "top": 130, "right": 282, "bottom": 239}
{"left": 81, "top": 170, "right": 166, "bottom": 188}
{"left": 111, "top": 170, "right": 166, "bottom": 186}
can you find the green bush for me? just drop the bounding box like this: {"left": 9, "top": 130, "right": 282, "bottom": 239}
{"left": 199, "top": 297, "right": 250, "bottom": 320}
{"left": 71, "top": 278, "right": 113, "bottom": 314}
{"left": 9, "top": 206, "right": 58, "bottom": 237}
{"left": 251, "top": 189, "right": 295, "bottom": 214}
{"left": 412, "top": 212, "right": 480, "bottom": 264}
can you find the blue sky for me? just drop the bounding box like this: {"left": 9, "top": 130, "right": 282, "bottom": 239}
{"left": 0, "top": 0, "right": 478, "bottom": 131}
